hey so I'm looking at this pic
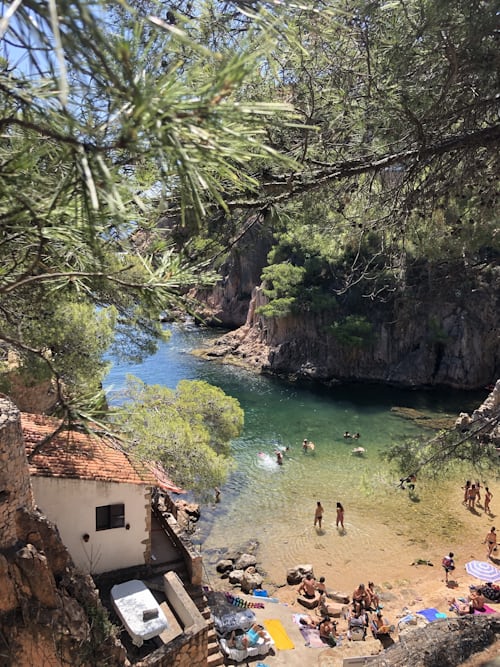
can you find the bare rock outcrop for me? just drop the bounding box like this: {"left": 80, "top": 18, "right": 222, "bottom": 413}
{"left": 368, "top": 616, "right": 500, "bottom": 667}
{"left": 198, "top": 257, "right": 499, "bottom": 389}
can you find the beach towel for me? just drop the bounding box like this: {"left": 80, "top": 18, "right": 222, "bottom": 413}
{"left": 299, "top": 626, "right": 325, "bottom": 648}
{"left": 263, "top": 619, "right": 295, "bottom": 650}
{"left": 416, "top": 608, "right": 447, "bottom": 622}
{"left": 474, "top": 604, "right": 497, "bottom": 615}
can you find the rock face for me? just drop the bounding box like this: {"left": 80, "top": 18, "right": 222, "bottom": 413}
{"left": 368, "top": 615, "right": 500, "bottom": 667}
{"left": 191, "top": 217, "right": 274, "bottom": 329}
{"left": 198, "top": 257, "right": 500, "bottom": 389}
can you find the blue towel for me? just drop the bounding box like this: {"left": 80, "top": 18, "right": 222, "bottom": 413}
{"left": 416, "top": 608, "right": 447, "bottom": 622}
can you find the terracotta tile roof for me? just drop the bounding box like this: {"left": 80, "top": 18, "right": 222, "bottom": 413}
{"left": 22, "top": 413, "right": 157, "bottom": 487}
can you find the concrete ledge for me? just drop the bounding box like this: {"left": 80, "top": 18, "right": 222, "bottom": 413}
{"left": 163, "top": 571, "right": 205, "bottom": 632}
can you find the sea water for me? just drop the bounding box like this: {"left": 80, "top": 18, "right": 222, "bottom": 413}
{"left": 105, "top": 323, "right": 488, "bottom": 588}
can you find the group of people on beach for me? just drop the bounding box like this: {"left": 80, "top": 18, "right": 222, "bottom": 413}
{"left": 314, "top": 500, "right": 345, "bottom": 530}
{"left": 462, "top": 479, "right": 493, "bottom": 513}
{"left": 297, "top": 572, "right": 395, "bottom": 646}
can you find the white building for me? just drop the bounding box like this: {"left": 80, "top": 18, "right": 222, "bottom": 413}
{"left": 22, "top": 413, "right": 182, "bottom": 575}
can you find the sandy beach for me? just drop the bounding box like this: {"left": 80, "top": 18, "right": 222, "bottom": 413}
{"left": 212, "top": 478, "right": 500, "bottom": 666}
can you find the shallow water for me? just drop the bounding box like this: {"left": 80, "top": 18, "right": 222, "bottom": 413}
{"left": 105, "top": 324, "right": 488, "bottom": 590}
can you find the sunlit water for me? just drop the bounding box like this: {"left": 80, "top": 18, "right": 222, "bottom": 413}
{"left": 105, "top": 324, "right": 488, "bottom": 589}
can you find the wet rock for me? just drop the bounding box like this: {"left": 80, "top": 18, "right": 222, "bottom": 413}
{"left": 216, "top": 559, "right": 234, "bottom": 573}
{"left": 228, "top": 569, "right": 244, "bottom": 585}
{"left": 235, "top": 553, "right": 257, "bottom": 570}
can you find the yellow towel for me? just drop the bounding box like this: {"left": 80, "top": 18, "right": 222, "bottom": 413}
{"left": 263, "top": 619, "right": 295, "bottom": 650}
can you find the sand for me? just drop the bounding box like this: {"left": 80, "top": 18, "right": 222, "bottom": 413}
{"left": 214, "top": 480, "right": 500, "bottom": 666}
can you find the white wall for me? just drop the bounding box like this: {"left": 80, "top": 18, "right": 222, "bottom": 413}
{"left": 31, "top": 477, "right": 150, "bottom": 574}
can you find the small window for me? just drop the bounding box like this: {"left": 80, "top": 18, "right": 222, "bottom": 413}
{"left": 96, "top": 503, "right": 125, "bottom": 531}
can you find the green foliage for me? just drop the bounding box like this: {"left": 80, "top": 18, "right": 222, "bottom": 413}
{"left": 384, "top": 426, "right": 500, "bottom": 482}
{"left": 112, "top": 376, "right": 242, "bottom": 497}
{"left": 330, "top": 315, "right": 374, "bottom": 348}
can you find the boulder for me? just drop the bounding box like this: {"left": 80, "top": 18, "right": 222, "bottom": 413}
{"left": 286, "top": 564, "right": 314, "bottom": 585}
{"left": 297, "top": 593, "right": 320, "bottom": 609}
{"left": 235, "top": 553, "right": 257, "bottom": 570}
{"left": 216, "top": 559, "right": 234, "bottom": 573}
{"left": 241, "top": 570, "right": 263, "bottom": 594}
{"left": 228, "top": 569, "right": 244, "bottom": 585}
{"left": 327, "top": 590, "right": 350, "bottom": 604}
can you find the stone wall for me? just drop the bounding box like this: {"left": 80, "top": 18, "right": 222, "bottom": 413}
{"left": 152, "top": 494, "right": 203, "bottom": 586}
{"left": 0, "top": 398, "right": 33, "bottom": 548}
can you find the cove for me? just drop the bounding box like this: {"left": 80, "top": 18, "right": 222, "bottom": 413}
{"left": 105, "top": 323, "right": 488, "bottom": 588}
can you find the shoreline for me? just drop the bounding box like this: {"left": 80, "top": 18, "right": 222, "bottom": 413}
{"left": 206, "top": 479, "right": 500, "bottom": 614}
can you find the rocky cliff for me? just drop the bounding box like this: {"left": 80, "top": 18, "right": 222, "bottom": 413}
{"left": 198, "top": 256, "right": 499, "bottom": 389}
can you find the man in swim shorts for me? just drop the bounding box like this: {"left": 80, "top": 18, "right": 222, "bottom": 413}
{"left": 298, "top": 574, "right": 317, "bottom": 599}
{"left": 314, "top": 501, "right": 324, "bottom": 528}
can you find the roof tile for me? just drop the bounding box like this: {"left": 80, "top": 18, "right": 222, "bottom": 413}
{"left": 22, "top": 413, "right": 156, "bottom": 487}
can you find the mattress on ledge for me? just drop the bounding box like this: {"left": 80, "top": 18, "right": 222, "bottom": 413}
{"left": 111, "top": 579, "right": 169, "bottom": 647}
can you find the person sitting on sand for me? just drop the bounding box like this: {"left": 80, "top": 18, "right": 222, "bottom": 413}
{"left": 469, "top": 589, "right": 487, "bottom": 612}
{"left": 352, "top": 583, "right": 371, "bottom": 612}
{"left": 370, "top": 611, "right": 393, "bottom": 638}
{"left": 228, "top": 623, "right": 267, "bottom": 649}
{"left": 298, "top": 573, "right": 318, "bottom": 599}
{"left": 318, "top": 616, "right": 337, "bottom": 646}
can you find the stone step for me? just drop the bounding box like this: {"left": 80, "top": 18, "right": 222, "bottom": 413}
{"left": 206, "top": 651, "right": 225, "bottom": 667}
{"left": 207, "top": 639, "right": 220, "bottom": 656}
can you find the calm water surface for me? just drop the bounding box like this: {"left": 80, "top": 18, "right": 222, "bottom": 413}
{"left": 105, "top": 324, "right": 487, "bottom": 587}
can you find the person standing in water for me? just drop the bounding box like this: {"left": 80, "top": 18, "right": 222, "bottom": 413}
{"left": 314, "top": 501, "right": 324, "bottom": 529}
{"left": 336, "top": 502, "right": 345, "bottom": 529}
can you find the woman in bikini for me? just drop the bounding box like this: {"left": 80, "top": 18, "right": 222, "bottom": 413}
{"left": 485, "top": 526, "right": 497, "bottom": 558}
{"left": 336, "top": 502, "right": 345, "bottom": 529}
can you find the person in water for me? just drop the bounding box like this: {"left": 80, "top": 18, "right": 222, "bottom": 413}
{"left": 276, "top": 450, "right": 283, "bottom": 465}
{"left": 314, "top": 501, "right": 324, "bottom": 529}
{"left": 303, "top": 438, "right": 315, "bottom": 452}
{"left": 336, "top": 502, "right": 345, "bottom": 529}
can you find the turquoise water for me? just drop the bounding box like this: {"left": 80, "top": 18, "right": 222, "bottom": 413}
{"left": 105, "top": 323, "right": 487, "bottom": 586}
